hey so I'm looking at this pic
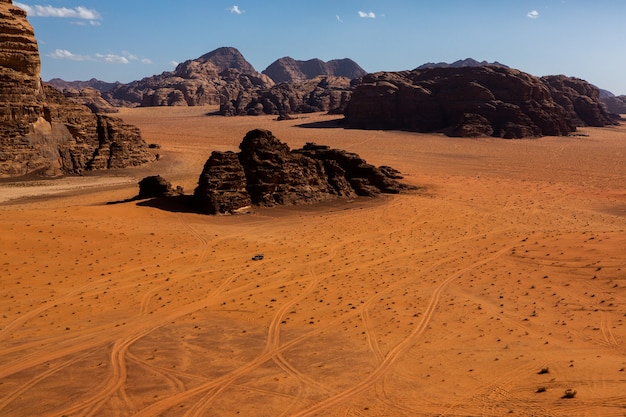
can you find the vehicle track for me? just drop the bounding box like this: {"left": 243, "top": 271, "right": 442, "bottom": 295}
{"left": 289, "top": 244, "right": 514, "bottom": 417}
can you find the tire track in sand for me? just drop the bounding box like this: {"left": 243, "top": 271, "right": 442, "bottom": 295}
{"left": 290, "top": 244, "right": 514, "bottom": 417}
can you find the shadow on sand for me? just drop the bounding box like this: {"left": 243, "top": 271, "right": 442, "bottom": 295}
{"left": 108, "top": 195, "right": 202, "bottom": 214}
{"left": 295, "top": 118, "right": 346, "bottom": 129}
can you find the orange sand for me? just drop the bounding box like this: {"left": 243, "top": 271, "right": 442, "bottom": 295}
{"left": 1, "top": 107, "right": 625, "bottom": 416}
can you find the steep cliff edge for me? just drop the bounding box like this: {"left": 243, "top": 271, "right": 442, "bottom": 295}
{"left": 0, "top": 0, "right": 152, "bottom": 177}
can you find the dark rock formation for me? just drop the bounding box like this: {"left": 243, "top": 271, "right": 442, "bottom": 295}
{"left": 220, "top": 76, "right": 355, "bottom": 116}
{"left": 193, "top": 129, "right": 412, "bottom": 214}
{"left": 344, "top": 66, "right": 618, "bottom": 138}
{"left": 541, "top": 75, "right": 619, "bottom": 127}
{"left": 0, "top": 0, "right": 152, "bottom": 177}
{"left": 103, "top": 47, "right": 274, "bottom": 107}
{"left": 263, "top": 57, "right": 366, "bottom": 84}
{"left": 138, "top": 175, "right": 183, "bottom": 198}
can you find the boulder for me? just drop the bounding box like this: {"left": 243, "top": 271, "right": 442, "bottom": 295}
{"left": 138, "top": 175, "right": 183, "bottom": 198}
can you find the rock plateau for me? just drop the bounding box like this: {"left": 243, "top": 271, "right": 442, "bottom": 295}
{"left": 344, "top": 66, "right": 618, "bottom": 138}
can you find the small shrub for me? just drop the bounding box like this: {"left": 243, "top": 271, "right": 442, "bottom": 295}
{"left": 562, "top": 388, "right": 577, "bottom": 399}
{"left": 536, "top": 386, "right": 547, "bottom": 393}
{"left": 538, "top": 367, "right": 550, "bottom": 375}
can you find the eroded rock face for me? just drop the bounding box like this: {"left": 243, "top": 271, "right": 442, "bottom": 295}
{"left": 0, "top": 0, "right": 152, "bottom": 177}
{"left": 138, "top": 175, "right": 183, "bottom": 198}
{"left": 541, "top": 75, "right": 619, "bottom": 127}
{"left": 193, "top": 129, "right": 412, "bottom": 214}
{"left": 344, "top": 66, "right": 618, "bottom": 138}
{"left": 220, "top": 76, "right": 355, "bottom": 116}
{"left": 62, "top": 87, "right": 118, "bottom": 114}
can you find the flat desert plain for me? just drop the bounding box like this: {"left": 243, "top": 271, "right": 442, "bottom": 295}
{"left": 1, "top": 107, "right": 625, "bottom": 417}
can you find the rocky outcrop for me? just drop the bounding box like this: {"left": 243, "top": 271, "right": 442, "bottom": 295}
{"left": 263, "top": 57, "right": 366, "bottom": 84}
{"left": 193, "top": 129, "right": 412, "bottom": 214}
{"left": 220, "top": 76, "right": 355, "bottom": 116}
{"left": 103, "top": 47, "right": 274, "bottom": 107}
{"left": 0, "top": 0, "right": 152, "bottom": 177}
{"left": 344, "top": 66, "right": 618, "bottom": 138}
{"left": 541, "top": 75, "right": 618, "bottom": 127}
{"left": 62, "top": 87, "right": 118, "bottom": 113}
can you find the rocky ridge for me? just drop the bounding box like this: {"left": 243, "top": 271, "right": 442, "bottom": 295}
{"left": 262, "top": 57, "right": 366, "bottom": 84}
{"left": 344, "top": 66, "right": 618, "bottom": 138}
{"left": 0, "top": 0, "right": 153, "bottom": 177}
{"left": 193, "top": 129, "right": 411, "bottom": 214}
{"left": 102, "top": 47, "right": 275, "bottom": 107}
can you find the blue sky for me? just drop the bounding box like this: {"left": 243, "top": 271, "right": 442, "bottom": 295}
{"left": 14, "top": 0, "right": 626, "bottom": 94}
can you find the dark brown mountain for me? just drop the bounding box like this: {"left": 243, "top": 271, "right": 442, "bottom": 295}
{"left": 0, "top": 0, "right": 153, "bottom": 177}
{"left": 344, "top": 66, "right": 618, "bottom": 138}
{"left": 262, "top": 57, "right": 366, "bottom": 83}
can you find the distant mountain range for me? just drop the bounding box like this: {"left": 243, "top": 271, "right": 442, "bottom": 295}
{"left": 47, "top": 47, "right": 366, "bottom": 95}
{"left": 45, "top": 48, "right": 624, "bottom": 115}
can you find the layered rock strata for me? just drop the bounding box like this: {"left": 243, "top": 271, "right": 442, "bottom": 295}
{"left": 344, "top": 66, "right": 618, "bottom": 138}
{"left": 193, "top": 129, "right": 411, "bottom": 214}
{"left": 0, "top": 0, "right": 152, "bottom": 176}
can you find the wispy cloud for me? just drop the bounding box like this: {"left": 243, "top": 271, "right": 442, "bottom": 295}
{"left": 229, "top": 5, "right": 243, "bottom": 15}
{"left": 358, "top": 11, "right": 376, "bottom": 19}
{"left": 336, "top": 15, "right": 343, "bottom": 23}
{"left": 48, "top": 49, "right": 151, "bottom": 65}
{"left": 48, "top": 49, "right": 91, "bottom": 61}
{"left": 14, "top": 2, "right": 101, "bottom": 23}
{"left": 527, "top": 10, "right": 540, "bottom": 19}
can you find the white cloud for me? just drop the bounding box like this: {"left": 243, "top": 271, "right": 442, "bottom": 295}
{"left": 336, "top": 15, "right": 343, "bottom": 23}
{"left": 48, "top": 49, "right": 151, "bottom": 65}
{"left": 169, "top": 61, "right": 180, "bottom": 68}
{"left": 358, "top": 11, "right": 376, "bottom": 18}
{"left": 527, "top": 10, "right": 540, "bottom": 19}
{"left": 15, "top": 3, "right": 101, "bottom": 22}
{"left": 48, "top": 49, "right": 91, "bottom": 61}
{"left": 95, "top": 53, "right": 129, "bottom": 64}
{"left": 229, "top": 5, "right": 243, "bottom": 15}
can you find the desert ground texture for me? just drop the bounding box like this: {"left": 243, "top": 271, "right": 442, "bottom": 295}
{"left": 1, "top": 107, "right": 625, "bottom": 416}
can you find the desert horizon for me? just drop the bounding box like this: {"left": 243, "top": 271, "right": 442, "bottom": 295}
{"left": 1, "top": 107, "right": 625, "bottom": 416}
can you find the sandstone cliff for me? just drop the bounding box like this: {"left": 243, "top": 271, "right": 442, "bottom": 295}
{"left": 262, "top": 57, "right": 366, "bottom": 84}
{"left": 344, "top": 66, "right": 618, "bottom": 138}
{"left": 193, "top": 129, "right": 411, "bottom": 214}
{"left": 0, "top": 0, "right": 152, "bottom": 177}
